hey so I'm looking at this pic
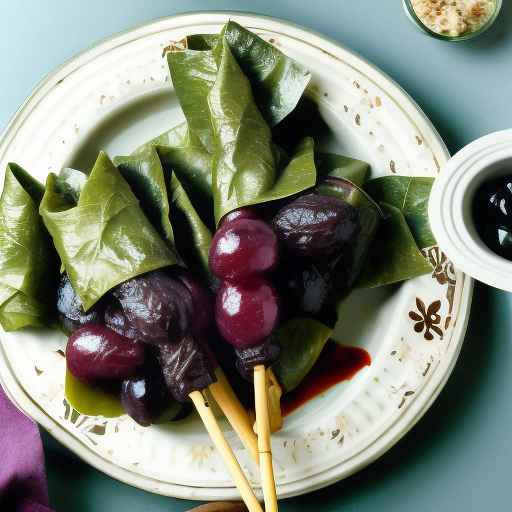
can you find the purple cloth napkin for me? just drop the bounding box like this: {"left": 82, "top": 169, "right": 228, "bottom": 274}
{"left": 0, "top": 385, "right": 53, "bottom": 512}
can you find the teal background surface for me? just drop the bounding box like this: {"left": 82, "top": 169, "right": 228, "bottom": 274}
{"left": 2, "top": 1, "right": 512, "bottom": 511}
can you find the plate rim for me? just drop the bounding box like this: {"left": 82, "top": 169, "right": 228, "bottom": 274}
{"left": 0, "top": 10, "right": 473, "bottom": 500}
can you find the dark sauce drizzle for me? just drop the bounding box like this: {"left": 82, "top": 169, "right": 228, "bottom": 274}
{"left": 281, "top": 341, "right": 371, "bottom": 416}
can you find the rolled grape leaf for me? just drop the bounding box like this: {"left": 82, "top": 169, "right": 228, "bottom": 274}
{"left": 316, "top": 153, "right": 370, "bottom": 188}
{"left": 356, "top": 202, "right": 433, "bottom": 288}
{"left": 167, "top": 22, "right": 310, "bottom": 149}
{"left": 210, "top": 39, "right": 316, "bottom": 224}
{"left": 137, "top": 124, "right": 312, "bottom": 229}
{"left": 364, "top": 176, "right": 435, "bottom": 249}
{"left": 40, "top": 151, "right": 178, "bottom": 310}
{"left": 169, "top": 173, "right": 212, "bottom": 282}
{"left": 135, "top": 123, "right": 213, "bottom": 227}
{"left": 267, "top": 137, "right": 317, "bottom": 200}
{"left": 0, "top": 164, "right": 58, "bottom": 331}
{"left": 167, "top": 47, "right": 218, "bottom": 152}
{"left": 222, "top": 21, "right": 311, "bottom": 126}
{"left": 273, "top": 317, "right": 332, "bottom": 392}
{"left": 115, "top": 147, "right": 175, "bottom": 245}
{"left": 115, "top": 146, "right": 212, "bottom": 281}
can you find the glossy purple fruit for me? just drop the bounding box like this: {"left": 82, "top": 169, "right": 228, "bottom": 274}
{"left": 112, "top": 270, "right": 193, "bottom": 344}
{"left": 272, "top": 193, "right": 360, "bottom": 260}
{"left": 174, "top": 271, "right": 214, "bottom": 337}
{"left": 279, "top": 261, "right": 341, "bottom": 327}
{"left": 56, "top": 273, "right": 103, "bottom": 334}
{"left": 66, "top": 324, "right": 145, "bottom": 384}
{"left": 215, "top": 277, "right": 280, "bottom": 349}
{"left": 158, "top": 336, "right": 215, "bottom": 402}
{"left": 121, "top": 363, "right": 169, "bottom": 427}
{"left": 104, "top": 303, "right": 140, "bottom": 340}
{"left": 209, "top": 219, "right": 278, "bottom": 281}
{"left": 219, "top": 206, "right": 261, "bottom": 227}
{"left": 235, "top": 337, "right": 281, "bottom": 381}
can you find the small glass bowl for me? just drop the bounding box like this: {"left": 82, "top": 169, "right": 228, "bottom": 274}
{"left": 403, "top": 0, "right": 502, "bottom": 41}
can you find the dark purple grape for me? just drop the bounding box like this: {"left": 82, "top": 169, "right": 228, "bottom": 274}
{"left": 209, "top": 219, "right": 279, "bottom": 281}
{"left": 121, "top": 360, "right": 170, "bottom": 427}
{"left": 158, "top": 336, "right": 215, "bottom": 402}
{"left": 66, "top": 324, "right": 145, "bottom": 384}
{"left": 219, "top": 206, "right": 262, "bottom": 227}
{"left": 215, "top": 277, "right": 280, "bottom": 349}
{"left": 278, "top": 260, "right": 344, "bottom": 327}
{"left": 235, "top": 337, "right": 280, "bottom": 381}
{"left": 112, "top": 270, "right": 193, "bottom": 345}
{"left": 56, "top": 273, "right": 103, "bottom": 334}
{"left": 283, "top": 263, "right": 331, "bottom": 315}
{"left": 174, "top": 271, "right": 214, "bottom": 337}
{"left": 104, "top": 303, "right": 140, "bottom": 340}
{"left": 272, "top": 194, "right": 360, "bottom": 260}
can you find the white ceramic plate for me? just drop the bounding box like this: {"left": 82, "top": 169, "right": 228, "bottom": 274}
{"left": 0, "top": 12, "right": 472, "bottom": 501}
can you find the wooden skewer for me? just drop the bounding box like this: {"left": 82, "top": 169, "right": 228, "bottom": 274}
{"left": 189, "top": 390, "right": 263, "bottom": 512}
{"left": 209, "top": 367, "right": 259, "bottom": 464}
{"left": 254, "top": 364, "right": 278, "bottom": 512}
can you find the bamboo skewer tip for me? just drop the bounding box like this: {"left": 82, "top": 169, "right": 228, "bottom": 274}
{"left": 254, "top": 365, "right": 279, "bottom": 512}
{"left": 189, "top": 390, "right": 263, "bottom": 512}
{"left": 209, "top": 368, "right": 259, "bottom": 465}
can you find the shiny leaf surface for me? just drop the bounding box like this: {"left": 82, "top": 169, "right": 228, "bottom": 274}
{"left": 222, "top": 21, "right": 311, "bottom": 126}
{"left": 356, "top": 202, "right": 433, "bottom": 288}
{"left": 169, "top": 173, "right": 212, "bottom": 281}
{"left": 273, "top": 317, "right": 332, "bottom": 392}
{"left": 40, "top": 152, "right": 177, "bottom": 310}
{"left": 209, "top": 39, "right": 276, "bottom": 223}
{"left": 117, "top": 146, "right": 212, "bottom": 281}
{"left": 135, "top": 123, "right": 213, "bottom": 226}
{"left": 0, "top": 164, "right": 58, "bottom": 330}
{"left": 364, "top": 176, "right": 435, "bottom": 249}
{"left": 167, "top": 47, "right": 218, "bottom": 152}
{"left": 65, "top": 369, "right": 124, "bottom": 418}
{"left": 115, "top": 147, "right": 175, "bottom": 246}
{"left": 209, "top": 43, "right": 316, "bottom": 223}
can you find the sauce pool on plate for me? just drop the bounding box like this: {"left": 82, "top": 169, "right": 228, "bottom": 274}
{"left": 281, "top": 341, "right": 371, "bottom": 416}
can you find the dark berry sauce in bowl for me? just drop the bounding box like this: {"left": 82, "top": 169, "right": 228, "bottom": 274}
{"left": 473, "top": 175, "right": 512, "bottom": 261}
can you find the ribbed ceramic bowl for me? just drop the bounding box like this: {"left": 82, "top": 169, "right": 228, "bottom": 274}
{"left": 429, "top": 129, "right": 512, "bottom": 291}
{"left": 0, "top": 12, "right": 473, "bottom": 501}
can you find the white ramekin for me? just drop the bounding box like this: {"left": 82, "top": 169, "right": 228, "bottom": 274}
{"left": 429, "top": 129, "right": 512, "bottom": 291}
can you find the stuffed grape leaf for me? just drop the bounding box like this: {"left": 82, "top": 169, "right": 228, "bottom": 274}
{"left": 356, "top": 202, "right": 433, "bottom": 288}
{"left": 364, "top": 176, "right": 435, "bottom": 249}
{"left": 40, "top": 151, "right": 178, "bottom": 310}
{"left": 0, "top": 164, "right": 58, "bottom": 330}
{"left": 135, "top": 123, "right": 213, "bottom": 227}
{"left": 115, "top": 147, "right": 175, "bottom": 246}
{"left": 115, "top": 146, "right": 212, "bottom": 281}
{"left": 210, "top": 39, "right": 316, "bottom": 223}
{"left": 222, "top": 21, "right": 311, "bottom": 126}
